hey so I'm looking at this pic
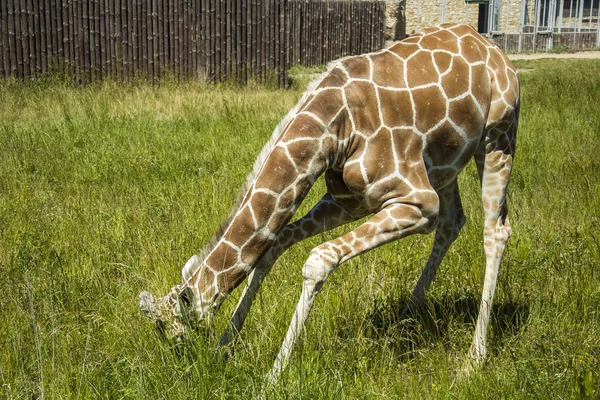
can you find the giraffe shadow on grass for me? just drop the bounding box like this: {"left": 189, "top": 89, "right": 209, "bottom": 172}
{"left": 363, "top": 295, "right": 530, "bottom": 357}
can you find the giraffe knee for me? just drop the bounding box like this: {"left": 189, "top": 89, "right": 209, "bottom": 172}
{"left": 302, "top": 248, "right": 337, "bottom": 285}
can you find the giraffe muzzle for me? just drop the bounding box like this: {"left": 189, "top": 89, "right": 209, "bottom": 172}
{"left": 139, "top": 290, "right": 159, "bottom": 319}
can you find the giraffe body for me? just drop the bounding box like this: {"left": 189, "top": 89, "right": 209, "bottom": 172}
{"left": 140, "top": 24, "right": 519, "bottom": 380}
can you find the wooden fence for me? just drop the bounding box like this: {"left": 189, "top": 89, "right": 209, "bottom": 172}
{"left": 0, "top": 0, "right": 386, "bottom": 86}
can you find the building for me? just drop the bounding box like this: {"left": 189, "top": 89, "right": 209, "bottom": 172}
{"left": 386, "top": 0, "right": 599, "bottom": 44}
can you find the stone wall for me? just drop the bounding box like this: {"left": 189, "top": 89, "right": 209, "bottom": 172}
{"left": 385, "top": 0, "right": 524, "bottom": 41}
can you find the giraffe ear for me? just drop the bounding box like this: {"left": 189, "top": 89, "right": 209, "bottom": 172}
{"left": 178, "top": 286, "right": 196, "bottom": 326}
{"left": 182, "top": 255, "right": 201, "bottom": 282}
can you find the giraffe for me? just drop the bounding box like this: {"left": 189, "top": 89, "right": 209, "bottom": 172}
{"left": 139, "top": 23, "right": 519, "bottom": 381}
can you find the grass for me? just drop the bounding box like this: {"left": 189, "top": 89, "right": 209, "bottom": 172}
{"left": 1, "top": 58, "right": 599, "bottom": 399}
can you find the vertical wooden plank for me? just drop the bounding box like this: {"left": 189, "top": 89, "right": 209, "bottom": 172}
{"left": 59, "top": 0, "right": 66, "bottom": 69}
{"left": 242, "top": 0, "right": 247, "bottom": 82}
{"left": 81, "top": 0, "right": 90, "bottom": 81}
{"left": 93, "top": 0, "right": 99, "bottom": 78}
{"left": 281, "top": 0, "right": 287, "bottom": 87}
{"left": 312, "top": 0, "right": 317, "bottom": 65}
{"left": 26, "top": 0, "right": 35, "bottom": 77}
{"left": 43, "top": 0, "right": 51, "bottom": 70}
{"left": 216, "top": 1, "right": 226, "bottom": 82}
{"left": 181, "top": 0, "right": 185, "bottom": 77}
{"left": 77, "top": 0, "right": 83, "bottom": 83}
{"left": 249, "top": 0, "right": 253, "bottom": 80}
{"left": 265, "top": 0, "right": 269, "bottom": 81}
{"left": 272, "top": 0, "right": 276, "bottom": 78}
{"left": 273, "top": 0, "right": 277, "bottom": 81}
{"left": 180, "top": 0, "right": 186, "bottom": 79}
{"left": 50, "top": 0, "right": 57, "bottom": 60}
{"left": 19, "top": 0, "right": 29, "bottom": 77}
{"left": 14, "top": 0, "right": 23, "bottom": 78}
{"left": 223, "top": 0, "right": 228, "bottom": 80}
{"left": 95, "top": 0, "right": 101, "bottom": 77}
{"left": 167, "top": 0, "right": 173, "bottom": 74}
{"left": 113, "top": 0, "right": 120, "bottom": 80}
{"left": 0, "top": 0, "right": 7, "bottom": 77}
{"left": 204, "top": 0, "right": 210, "bottom": 79}
{"left": 167, "top": 0, "right": 173, "bottom": 76}
{"left": 280, "top": 0, "right": 285, "bottom": 86}
{"left": 65, "top": 0, "right": 72, "bottom": 75}
{"left": 184, "top": 0, "right": 189, "bottom": 78}
{"left": 139, "top": 0, "right": 144, "bottom": 76}
{"left": 119, "top": 0, "right": 126, "bottom": 78}
{"left": 253, "top": 0, "right": 258, "bottom": 78}
{"left": 202, "top": 0, "right": 208, "bottom": 78}
{"left": 287, "top": 0, "right": 292, "bottom": 65}
{"left": 141, "top": 0, "right": 147, "bottom": 77}
{"left": 127, "top": 0, "right": 133, "bottom": 78}
{"left": 225, "top": 0, "right": 230, "bottom": 80}
{"left": 301, "top": 0, "right": 306, "bottom": 65}
{"left": 208, "top": 0, "right": 213, "bottom": 80}
{"left": 121, "top": 0, "right": 128, "bottom": 78}
{"left": 109, "top": 0, "right": 116, "bottom": 78}
{"left": 32, "top": 0, "right": 41, "bottom": 75}
{"left": 0, "top": 1, "right": 5, "bottom": 77}
{"left": 70, "top": 0, "right": 77, "bottom": 82}
{"left": 298, "top": 0, "right": 303, "bottom": 64}
{"left": 174, "top": 0, "right": 180, "bottom": 78}
{"left": 7, "top": 0, "right": 17, "bottom": 77}
{"left": 145, "top": 0, "right": 150, "bottom": 76}
{"left": 300, "top": 0, "right": 306, "bottom": 65}
{"left": 234, "top": 0, "right": 240, "bottom": 81}
{"left": 151, "top": 0, "right": 157, "bottom": 80}
{"left": 333, "top": 0, "right": 337, "bottom": 59}
{"left": 156, "top": 0, "right": 162, "bottom": 77}
{"left": 89, "top": 0, "right": 95, "bottom": 78}
{"left": 191, "top": 0, "right": 196, "bottom": 78}
{"left": 49, "top": 0, "right": 55, "bottom": 63}
{"left": 99, "top": 0, "right": 105, "bottom": 76}
{"left": 262, "top": 0, "right": 268, "bottom": 79}
{"left": 190, "top": 0, "right": 195, "bottom": 78}
{"left": 309, "top": 0, "right": 315, "bottom": 66}
{"left": 131, "top": 0, "right": 137, "bottom": 75}
{"left": 197, "top": 0, "right": 203, "bottom": 78}
{"left": 106, "top": 0, "right": 113, "bottom": 77}
{"left": 60, "top": 0, "right": 67, "bottom": 70}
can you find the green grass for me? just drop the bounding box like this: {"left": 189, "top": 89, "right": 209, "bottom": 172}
{"left": 1, "top": 59, "right": 599, "bottom": 399}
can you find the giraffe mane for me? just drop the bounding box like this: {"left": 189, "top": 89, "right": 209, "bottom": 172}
{"left": 182, "top": 65, "right": 341, "bottom": 283}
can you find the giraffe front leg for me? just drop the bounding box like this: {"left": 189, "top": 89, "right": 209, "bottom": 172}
{"left": 218, "top": 194, "right": 363, "bottom": 348}
{"left": 400, "top": 180, "right": 466, "bottom": 320}
{"left": 266, "top": 193, "right": 439, "bottom": 383}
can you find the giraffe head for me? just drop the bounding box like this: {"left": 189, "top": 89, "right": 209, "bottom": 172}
{"left": 139, "top": 257, "right": 223, "bottom": 341}
{"left": 139, "top": 288, "right": 186, "bottom": 341}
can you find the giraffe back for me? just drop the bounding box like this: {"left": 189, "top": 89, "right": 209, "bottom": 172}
{"left": 282, "top": 24, "right": 519, "bottom": 212}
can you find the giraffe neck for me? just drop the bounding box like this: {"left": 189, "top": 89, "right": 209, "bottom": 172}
{"left": 182, "top": 72, "right": 337, "bottom": 312}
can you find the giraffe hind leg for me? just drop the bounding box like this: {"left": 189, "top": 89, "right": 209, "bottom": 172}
{"left": 399, "top": 179, "right": 466, "bottom": 320}
{"left": 467, "top": 121, "right": 516, "bottom": 367}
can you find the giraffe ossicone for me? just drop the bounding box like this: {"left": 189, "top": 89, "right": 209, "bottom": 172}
{"left": 140, "top": 24, "right": 519, "bottom": 381}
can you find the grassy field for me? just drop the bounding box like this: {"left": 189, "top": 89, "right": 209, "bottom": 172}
{"left": 1, "top": 58, "right": 599, "bottom": 399}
